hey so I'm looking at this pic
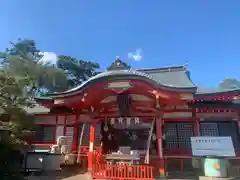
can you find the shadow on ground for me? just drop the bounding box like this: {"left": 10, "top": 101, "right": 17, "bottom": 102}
{"left": 26, "top": 165, "right": 89, "bottom": 180}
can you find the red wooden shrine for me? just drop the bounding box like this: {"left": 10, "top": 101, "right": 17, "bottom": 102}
{"left": 31, "top": 58, "right": 240, "bottom": 179}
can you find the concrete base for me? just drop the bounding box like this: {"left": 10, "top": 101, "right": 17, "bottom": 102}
{"left": 199, "top": 176, "right": 239, "bottom": 180}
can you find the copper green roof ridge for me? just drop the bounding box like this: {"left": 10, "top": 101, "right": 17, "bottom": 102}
{"left": 137, "top": 65, "right": 186, "bottom": 73}
{"left": 35, "top": 96, "right": 53, "bottom": 99}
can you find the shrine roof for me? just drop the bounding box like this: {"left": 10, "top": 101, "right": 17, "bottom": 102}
{"left": 195, "top": 87, "right": 240, "bottom": 96}
{"left": 24, "top": 104, "right": 50, "bottom": 114}
{"left": 38, "top": 65, "right": 197, "bottom": 98}
{"left": 190, "top": 99, "right": 240, "bottom": 108}
{"left": 138, "top": 66, "right": 196, "bottom": 89}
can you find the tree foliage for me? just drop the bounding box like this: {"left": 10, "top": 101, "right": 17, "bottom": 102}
{"left": 219, "top": 78, "right": 240, "bottom": 90}
{"left": 0, "top": 69, "right": 34, "bottom": 149}
{"left": 7, "top": 39, "right": 42, "bottom": 59}
{"left": 0, "top": 74, "right": 31, "bottom": 179}
{"left": 0, "top": 40, "right": 43, "bottom": 179}
{"left": 0, "top": 38, "right": 103, "bottom": 144}
{"left": 1, "top": 39, "right": 102, "bottom": 92}
{"left": 57, "top": 55, "right": 100, "bottom": 88}
{"left": 1, "top": 39, "right": 69, "bottom": 93}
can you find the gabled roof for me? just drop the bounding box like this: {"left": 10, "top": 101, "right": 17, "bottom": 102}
{"left": 138, "top": 66, "right": 196, "bottom": 89}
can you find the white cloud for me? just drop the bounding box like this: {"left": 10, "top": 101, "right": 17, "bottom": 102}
{"left": 39, "top": 52, "right": 57, "bottom": 64}
{"left": 127, "top": 48, "right": 143, "bottom": 61}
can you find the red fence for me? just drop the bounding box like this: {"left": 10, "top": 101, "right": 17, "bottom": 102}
{"left": 80, "top": 155, "right": 240, "bottom": 178}
{"left": 92, "top": 151, "right": 154, "bottom": 180}
{"left": 76, "top": 146, "right": 240, "bottom": 179}
{"left": 93, "top": 164, "right": 154, "bottom": 180}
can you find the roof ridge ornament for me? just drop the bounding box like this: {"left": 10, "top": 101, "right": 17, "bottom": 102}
{"left": 108, "top": 56, "right": 131, "bottom": 71}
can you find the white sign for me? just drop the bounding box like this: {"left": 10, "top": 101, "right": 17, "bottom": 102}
{"left": 191, "top": 136, "right": 236, "bottom": 157}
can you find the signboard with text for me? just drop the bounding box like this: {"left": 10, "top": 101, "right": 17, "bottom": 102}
{"left": 191, "top": 136, "right": 236, "bottom": 157}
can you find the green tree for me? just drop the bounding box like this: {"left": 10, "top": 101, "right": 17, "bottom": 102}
{"left": 57, "top": 55, "right": 100, "bottom": 88}
{"left": 0, "top": 70, "right": 35, "bottom": 180}
{"left": 219, "top": 78, "right": 240, "bottom": 90}
{"left": 1, "top": 39, "right": 68, "bottom": 93}
{"left": 7, "top": 39, "right": 42, "bottom": 59}
{"left": 0, "top": 69, "right": 34, "bottom": 148}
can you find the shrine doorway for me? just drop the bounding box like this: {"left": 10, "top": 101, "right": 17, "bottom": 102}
{"left": 99, "top": 117, "right": 157, "bottom": 157}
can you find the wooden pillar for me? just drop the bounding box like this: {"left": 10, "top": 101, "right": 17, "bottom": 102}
{"left": 237, "top": 111, "right": 240, "bottom": 134}
{"left": 54, "top": 115, "right": 58, "bottom": 143}
{"left": 193, "top": 108, "right": 199, "bottom": 136}
{"left": 156, "top": 114, "right": 165, "bottom": 177}
{"left": 88, "top": 122, "right": 96, "bottom": 178}
{"left": 63, "top": 115, "right": 67, "bottom": 135}
{"left": 72, "top": 114, "right": 79, "bottom": 152}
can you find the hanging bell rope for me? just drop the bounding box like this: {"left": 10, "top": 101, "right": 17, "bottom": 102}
{"left": 144, "top": 120, "right": 155, "bottom": 164}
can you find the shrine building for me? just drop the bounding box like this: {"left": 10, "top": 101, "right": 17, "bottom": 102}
{"left": 29, "top": 57, "right": 240, "bottom": 179}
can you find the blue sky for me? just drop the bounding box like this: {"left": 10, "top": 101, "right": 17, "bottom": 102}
{"left": 1, "top": 0, "right": 240, "bottom": 88}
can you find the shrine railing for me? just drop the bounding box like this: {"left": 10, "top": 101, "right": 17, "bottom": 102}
{"left": 92, "top": 151, "right": 154, "bottom": 180}
{"left": 93, "top": 164, "right": 154, "bottom": 180}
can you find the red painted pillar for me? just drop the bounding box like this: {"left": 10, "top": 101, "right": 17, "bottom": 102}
{"left": 72, "top": 114, "right": 79, "bottom": 152}
{"left": 88, "top": 122, "right": 96, "bottom": 177}
{"left": 156, "top": 114, "right": 165, "bottom": 177}
{"left": 193, "top": 108, "right": 199, "bottom": 136}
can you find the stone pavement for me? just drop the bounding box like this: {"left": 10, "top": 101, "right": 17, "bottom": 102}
{"left": 27, "top": 174, "right": 196, "bottom": 180}
{"left": 27, "top": 173, "right": 195, "bottom": 180}
{"left": 26, "top": 171, "right": 239, "bottom": 180}
{"left": 27, "top": 172, "right": 91, "bottom": 180}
